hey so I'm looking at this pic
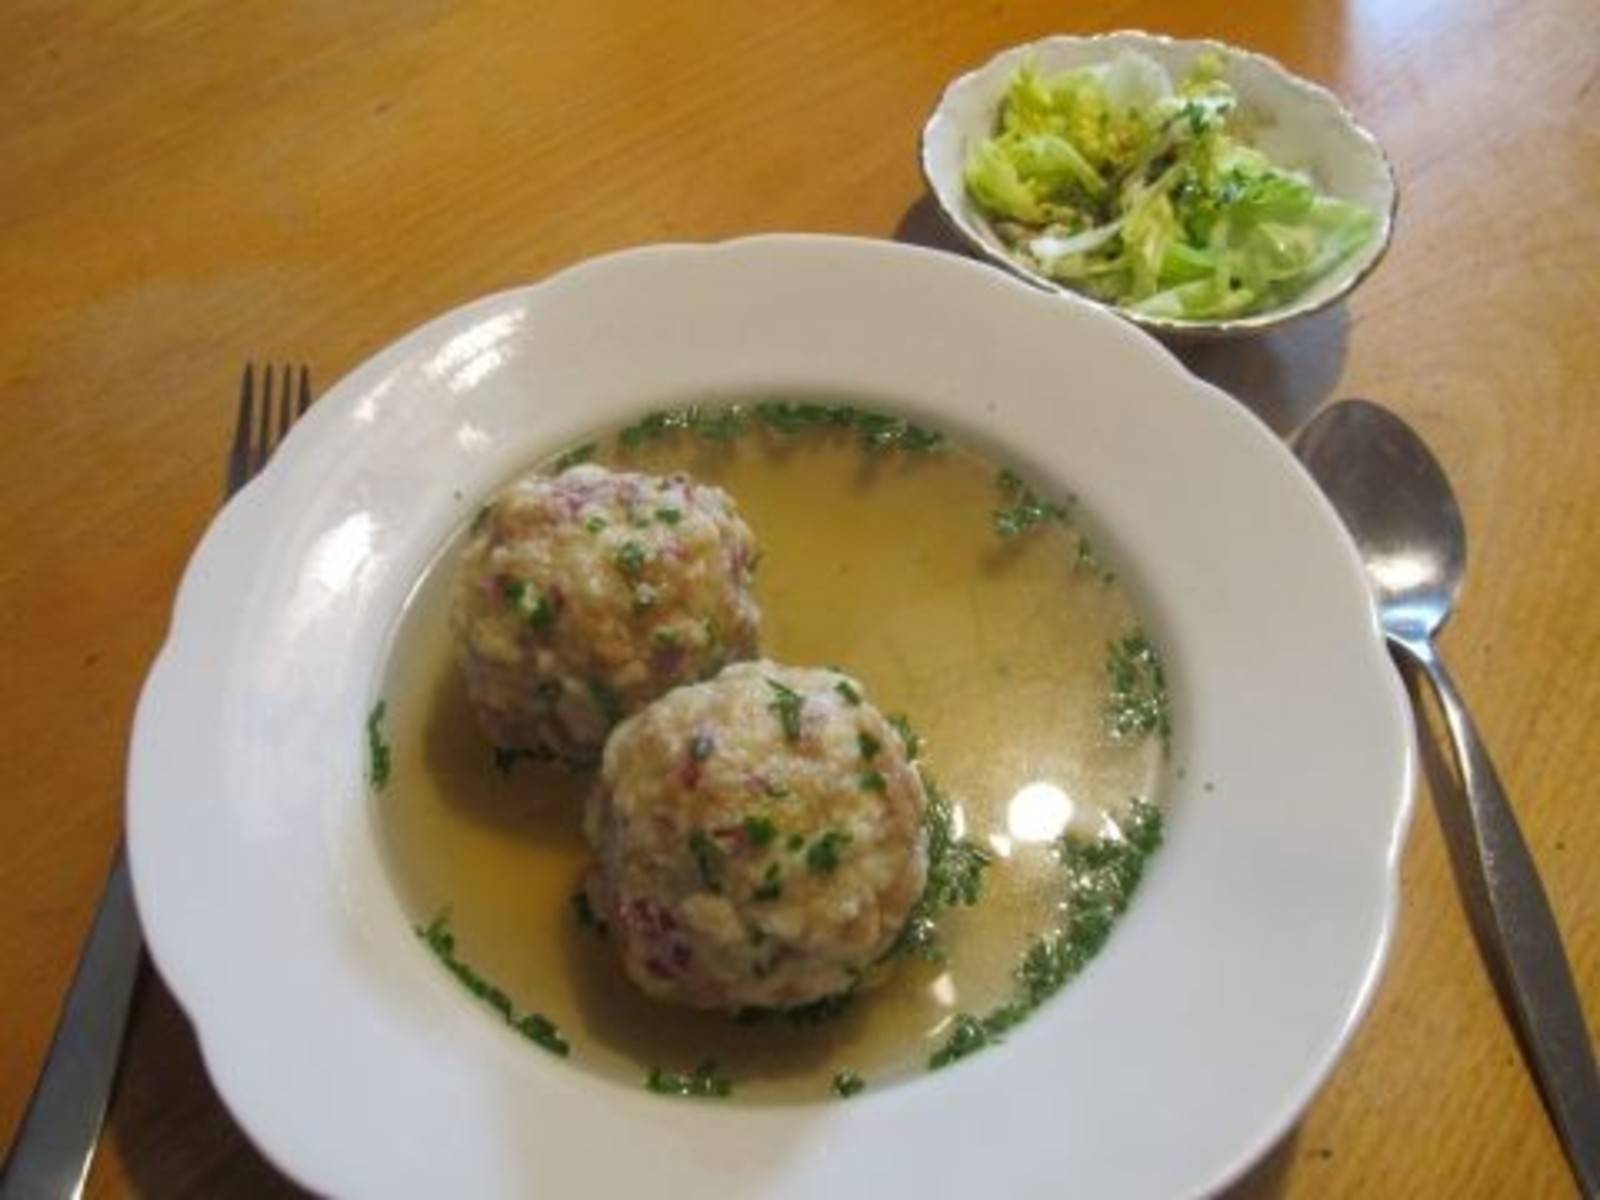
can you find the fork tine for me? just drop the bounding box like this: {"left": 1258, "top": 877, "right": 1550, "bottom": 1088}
{"left": 227, "top": 365, "right": 255, "bottom": 495}
{"left": 276, "top": 363, "right": 293, "bottom": 455}
{"left": 296, "top": 365, "right": 312, "bottom": 416}
{"left": 256, "top": 363, "right": 275, "bottom": 475}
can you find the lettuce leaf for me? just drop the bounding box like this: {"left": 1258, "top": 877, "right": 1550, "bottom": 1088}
{"left": 962, "top": 49, "right": 1378, "bottom": 320}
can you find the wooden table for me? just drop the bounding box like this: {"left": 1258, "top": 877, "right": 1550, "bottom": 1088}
{"left": 3, "top": 1, "right": 1596, "bottom": 1195}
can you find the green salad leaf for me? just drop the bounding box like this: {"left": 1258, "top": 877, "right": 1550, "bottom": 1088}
{"left": 963, "top": 51, "right": 1377, "bottom": 319}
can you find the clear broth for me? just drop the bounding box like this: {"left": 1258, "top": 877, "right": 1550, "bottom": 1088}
{"left": 377, "top": 425, "right": 1163, "bottom": 1100}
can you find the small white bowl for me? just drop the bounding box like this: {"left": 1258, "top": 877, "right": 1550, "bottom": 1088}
{"left": 920, "top": 31, "right": 1398, "bottom": 339}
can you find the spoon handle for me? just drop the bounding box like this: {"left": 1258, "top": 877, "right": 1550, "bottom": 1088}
{"left": 1395, "top": 635, "right": 1600, "bottom": 1196}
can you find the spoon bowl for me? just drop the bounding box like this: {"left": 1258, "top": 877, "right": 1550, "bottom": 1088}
{"left": 1294, "top": 398, "right": 1465, "bottom": 643}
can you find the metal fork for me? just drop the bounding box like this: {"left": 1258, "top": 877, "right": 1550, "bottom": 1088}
{"left": 1, "top": 364, "right": 313, "bottom": 1200}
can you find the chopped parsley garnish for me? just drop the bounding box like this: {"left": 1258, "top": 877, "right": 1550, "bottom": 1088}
{"left": 832, "top": 1069, "right": 866, "bottom": 1098}
{"left": 888, "top": 713, "right": 922, "bottom": 761}
{"left": 688, "top": 829, "right": 722, "bottom": 892}
{"left": 584, "top": 515, "right": 607, "bottom": 534}
{"left": 1075, "top": 535, "right": 1116, "bottom": 585}
{"left": 859, "top": 770, "right": 887, "bottom": 793}
{"left": 851, "top": 409, "right": 945, "bottom": 454}
{"left": 928, "top": 1014, "right": 992, "bottom": 1068}
{"left": 654, "top": 506, "right": 683, "bottom": 525}
{"left": 857, "top": 731, "right": 882, "bottom": 760}
{"left": 805, "top": 829, "right": 852, "bottom": 875}
{"left": 834, "top": 679, "right": 862, "bottom": 705}
{"left": 618, "top": 405, "right": 748, "bottom": 448}
{"left": 615, "top": 540, "right": 647, "bottom": 578}
{"left": 1105, "top": 631, "right": 1171, "bottom": 745}
{"left": 921, "top": 776, "right": 990, "bottom": 909}
{"left": 416, "top": 911, "right": 569, "bottom": 1057}
{"left": 752, "top": 400, "right": 857, "bottom": 432}
{"left": 693, "top": 407, "right": 747, "bottom": 441}
{"left": 785, "top": 833, "right": 805, "bottom": 851}
{"left": 551, "top": 441, "right": 597, "bottom": 470}
{"left": 366, "top": 701, "right": 391, "bottom": 791}
{"left": 752, "top": 862, "right": 783, "bottom": 902}
{"left": 765, "top": 677, "right": 805, "bottom": 743}
{"left": 928, "top": 800, "right": 1164, "bottom": 1070}
{"left": 504, "top": 579, "right": 556, "bottom": 629}
{"left": 616, "top": 400, "right": 945, "bottom": 457}
{"left": 571, "top": 890, "right": 607, "bottom": 936}
{"left": 891, "top": 772, "right": 992, "bottom": 962}
{"left": 752, "top": 401, "right": 944, "bottom": 454}
{"left": 653, "top": 628, "right": 682, "bottom": 649}
{"left": 992, "top": 467, "right": 1072, "bottom": 537}
{"left": 645, "top": 1060, "right": 732, "bottom": 1099}
{"left": 743, "top": 814, "right": 777, "bottom": 847}
{"left": 763, "top": 780, "right": 791, "bottom": 800}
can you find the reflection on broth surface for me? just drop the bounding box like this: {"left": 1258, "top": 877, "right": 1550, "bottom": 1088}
{"left": 376, "top": 410, "right": 1166, "bottom": 1100}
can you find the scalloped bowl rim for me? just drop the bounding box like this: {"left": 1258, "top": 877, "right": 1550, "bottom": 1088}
{"left": 127, "top": 235, "right": 1414, "bottom": 1199}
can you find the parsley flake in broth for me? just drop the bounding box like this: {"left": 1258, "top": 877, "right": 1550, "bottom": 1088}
{"left": 365, "top": 701, "right": 391, "bottom": 791}
{"left": 992, "top": 466, "right": 1073, "bottom": 537}
{"left": 645, "top": 1060, "right": 733, "bottom": 1099}
{"left": 416, "top": 912, "right": 569, "bottom": 1058}
{"left": 832, "top": 1069, "right": 866, "bottom": 1098}
{"left": 928, "top": 800, "right": 1165, "bottom": 1069}
{"left": 890, "top": 772, "right": 992, "bottom": 962}
{"left": 1105, "top": 631, "right": 1172, "bottom": 745}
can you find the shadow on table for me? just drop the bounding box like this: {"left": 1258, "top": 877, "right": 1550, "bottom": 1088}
{"left": 892, "top": 190, "right": 974, "bottom": 257}
{"left": 1167, "top": 307, "right": 1349, "bottom": 438}
{"left": 892, "top": 192, "right": 1350, "bottom": 438}
{"left": 108, "top": 970, "right": 307, "bottom": 1198}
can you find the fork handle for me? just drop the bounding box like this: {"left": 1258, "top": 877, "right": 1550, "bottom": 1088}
{"left": 1393, "top": 635, "right": 1600, "bottom": 1198}
{"left": 2, "top": 844, "right": 143, "bottom": 1199}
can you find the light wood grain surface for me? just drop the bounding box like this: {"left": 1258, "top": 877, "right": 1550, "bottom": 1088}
{"left": 3, "top": 0, "right": 1596, "bottom": 1195}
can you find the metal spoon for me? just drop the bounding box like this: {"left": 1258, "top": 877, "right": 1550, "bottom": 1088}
{"left": 1295, "top": 398, "right": 1600, "bottom": 1196}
